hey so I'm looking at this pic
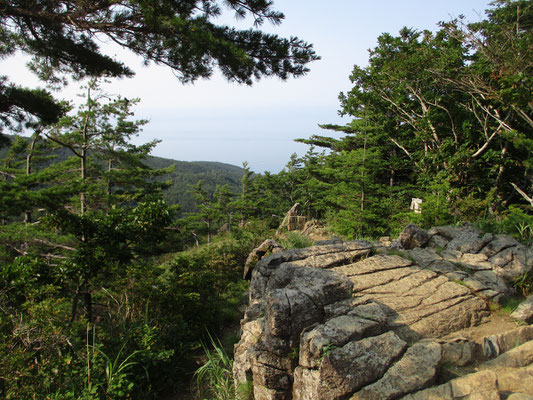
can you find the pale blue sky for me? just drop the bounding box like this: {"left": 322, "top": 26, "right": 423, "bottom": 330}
{"left": 5, "top": 1, "right": 492, "bottom": 173}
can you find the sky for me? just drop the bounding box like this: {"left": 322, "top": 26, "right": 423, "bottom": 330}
{"left": 4, "top": 0, "right": 493, "bottom": 173}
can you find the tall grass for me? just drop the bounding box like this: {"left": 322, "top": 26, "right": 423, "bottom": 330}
{"left": 194, "top": 334, "right": 235, "bottom": 400}
{"left": 279, "top": 232, "right": 314, "bottom": 249}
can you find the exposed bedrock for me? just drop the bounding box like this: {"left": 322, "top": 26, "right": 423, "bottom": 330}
{"left": 234, "top": 224, "right": 533, "bottom": 399}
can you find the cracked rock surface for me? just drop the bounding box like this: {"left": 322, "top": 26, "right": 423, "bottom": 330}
{"left": 233, "top": 224, "right": 533, "bottom": 399}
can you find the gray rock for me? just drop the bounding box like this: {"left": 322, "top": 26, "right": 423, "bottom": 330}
{"left": 251, "top": 349, "right": 295, "bottom": 391}
{"left": 244, "top": 239, "right": 283, "bottom": 279}
{"left": 441, "top": 337, "right": 478, "bottom": 367}
{"left": 316, "top": 331, "right": 407, "bottom": 399}
{"left": 485, "top": 364, "right": 533, "bottom": 396}
{"left": 491, "top": 244, "right": 533, "bottom": 280}
{"left": 234, "top": 225, "right": 532, "bottom": 398}
{"left": 481, "top": 234, "right": 520, "bottom": 257}
{"left": 407, "top": 247, "right": 442, "bottom": 268}
{"left": 427, "top": 234, "right": 450, "bottom": 250}
{"left": 253, "top": 384, "right": 287, "bottom": 400}
{"left": 396, "top": 224, "right": 430, "bottom": 249}
{"left": 290, "top": 249, "right": 372, "bottom": 269}
{"left": 446, "top": 229, "right": 483, "bottom": 253}
{"left": 351, "top": 340, "right": 441, "bottom": 399}
{"left": 335, "top": 255, "right": 489, "bottom": 340}
{"left": 428, "top": 226, "right": 461, "bottom": 241}
{"left": 459, "top": 253, "right": 492, "bottom": 271}
{"left": 430, "top": 259, "right": 463, "bottom": 274}
{"left": 511, "top": 296, "right": 533, "bottom": 323}
{"left": 402, "top": 370, "right": 500, "bottom": 400}
{"left": 299, "top": 314, "right": 380, "bottom": 368}
{"left": 507, "top": 394, "right": 533, "bottom": 400}
{"left": 440, "top": 248, "right": 462, "bottom": 262}
{"left": 462, "top": 270, "right": 511, "bottom": 300}
{"left": 233, "top": 319, "right": 264, "bottom": 383}
{"left": 277, "top": 202, "right": 306, "bottom": 233}
{"left": 293, "top": 367, "right": 320, "bottom": 400}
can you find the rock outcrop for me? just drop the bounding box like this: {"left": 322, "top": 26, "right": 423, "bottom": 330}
{"left": 234, "top": 224, "right": 533, "bottom": 399}
{"left": 276, "top": 203, "right": 307, "bottom": 234}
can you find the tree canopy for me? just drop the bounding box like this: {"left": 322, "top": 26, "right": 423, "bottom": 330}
{"left": 0, "top": 0, "right": 319, "bottom": 135}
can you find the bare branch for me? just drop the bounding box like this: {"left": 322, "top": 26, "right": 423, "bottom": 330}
{"left": 511, "top": 183, "right": 533, "bottom": 207}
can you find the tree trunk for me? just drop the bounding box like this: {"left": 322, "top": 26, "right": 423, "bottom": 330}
{"left": 24, "top": 134, "right": 38, "bottom": 224}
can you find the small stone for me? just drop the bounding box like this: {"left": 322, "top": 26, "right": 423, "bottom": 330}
{"left": 511, "top": 296, "right": 533, "bottom": 323}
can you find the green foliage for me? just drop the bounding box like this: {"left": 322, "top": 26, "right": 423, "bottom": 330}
{"left": 318, "top": 342, "right": 338, "bottom": 364}
{"left": 477, "top": 205, "right": 533, "bottom": 246}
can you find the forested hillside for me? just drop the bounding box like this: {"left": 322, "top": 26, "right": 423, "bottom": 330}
{"left": 145, "top": 157, "right": 243, "bottom": 213}
{"left": 0, "top": 0, "right": 531, "bottom": 399}
{"left": 0, "top": 136, "right": 243, "bottom": 213}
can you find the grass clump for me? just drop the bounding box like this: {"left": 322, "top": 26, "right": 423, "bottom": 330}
{"left": 512, "top": 270, "right": 533, "bottom": 297}
{"left": 489, "top": 296, "right": 523, "bottom": 315}
{"left": 279, "top": 232, "right": 314, "bottom": 249}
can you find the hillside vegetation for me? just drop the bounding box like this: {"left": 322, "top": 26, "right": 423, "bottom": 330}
{"left": 0, "top": 137, "right": 243, "bottom": 213}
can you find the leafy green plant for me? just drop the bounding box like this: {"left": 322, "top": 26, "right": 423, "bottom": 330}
{"left": 477, "top": 206, "right": 533, "bottom": 246}
{"left": 318, "top": 342, "right": 338, "bottom": 364}
{"left": 97, "top": 343, "right": 143, "bottom": 398}
{"left": 194, "top": 334, "right": 235, "bottom": 400}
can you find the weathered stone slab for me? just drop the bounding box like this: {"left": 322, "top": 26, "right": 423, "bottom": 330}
{"left": 317, "top": 331, "right": 407, "bottom": 399}
{"left": 299, "top": 314, "right": 380, "bottom": 368}
{"left": 446, "top": 229, "right": 484, "bottom": 253}
{"left": 396, "top": 224, "right": 430, "bottom": 249}
{"left": 408, "top": 247, "right": 442, "bottom": 268}
{"left": 234, "top": 225, "right": 531, "bottom": 398}
{"left": 495, "top": 364, "right": 533, "bottom": 395}
{"left": 351, "top": 340, "right": 441, "bottom": 399}
{"left": 334, "top": 254, "right": 412, "bottom": 277}
{"left": 244, "top": 239, "right": 283, "bottom": 279}
{"left": 459, "top": 253, "right": 492, "bottom": 271}
{"left": 507, "top": 393, "right": 533, "bottom": 400}
{"left": 290, "top": 249, "right": 372, "bottom": 269}
{"left": 440, "top": 336, "right": 478, "bottom": 367}
{"left": 402, "top": 370, "right": 500, "bottom": 400}
{"left": 233, "top": 319, "right": 264, "bottom": 382}
{"left": 481, "top": 234, "right": 520, "bottom": 257}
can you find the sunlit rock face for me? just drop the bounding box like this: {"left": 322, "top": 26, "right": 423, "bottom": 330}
{"left": 234, "top": 224, "right": 533, "bottom": 399}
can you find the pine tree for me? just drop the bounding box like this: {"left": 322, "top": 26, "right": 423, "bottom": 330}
{"left": 0, "top": 1, "right": 319, "bottom": 139}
